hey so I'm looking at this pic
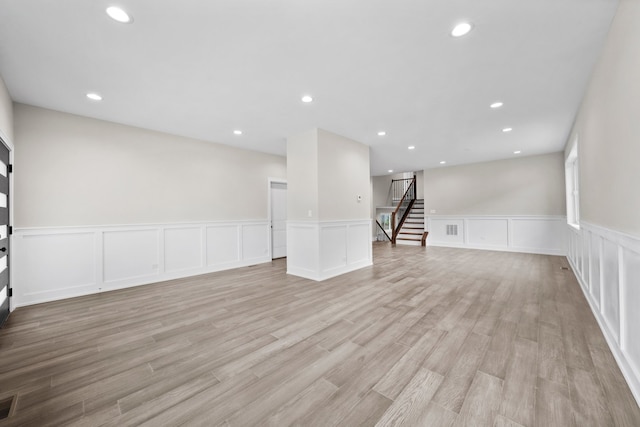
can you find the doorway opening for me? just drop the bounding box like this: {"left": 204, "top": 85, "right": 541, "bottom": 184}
{"left": 269, "top": 180, "right": 287, "bottom": 259}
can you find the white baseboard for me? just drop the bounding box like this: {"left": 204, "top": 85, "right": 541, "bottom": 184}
{"left": 287, "top": 220, "right": 372, "bottom": 281}
{"left": 567, "top": 222, "right": 640, "bottom": 406}
{"left": 12, "top": 220, "right": 271, "bottom": 307}
{"left": 426, "top": 215, "right": 566, "bottom": 256}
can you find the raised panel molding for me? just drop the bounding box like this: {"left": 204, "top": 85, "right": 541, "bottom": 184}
{"left": 164, "top": 227, "right": 203, "bottom": 273}
{"left": 13, "top": 220, "right": 271, "bottom": 307}
{"left": 242, "top": 224, "right": 270, "bottom": 262}
{"left": 287, "top": 220, "right": 372, "bottom": 281}
{"left": 567, "top": 222, "right": 640, "bottom": 406}
{"left": 427, "top": 215, "right": 566, "bottom": 256}
{"left": 287, "top": 222, "right": 319, "bottom": 279}
{"left": 14, "top": 232, "right": 97, "bottom": 304}
{"left": 103, "top": 229, "right": 159, "bottom": 284}
{"left": 467, "top": 218, "right": 508, "bottom": 247}
{"left": 206, "top": 225, "right": 240, "bottom": 267}
{"left": 320, "top": 225, "right": 348, "bottom": 272}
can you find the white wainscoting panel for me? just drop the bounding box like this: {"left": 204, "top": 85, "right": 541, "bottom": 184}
{"left": 13, "top": 220, "right": 271, "bottom": 307}
{"left": 567, "top": 222, "right": 640, "bottom": 406}
{"left": 14, "top": 232, "right": 97, "bottom": 303}
{"left": 206, "top": 225, "right": 240, "bottom": 267}
{"left": 242, "top": 224, "right": 270, "bottom": 262}
{"left": 288, "top": 220, "right": 372, "bottom": 281}
{"left": 103, "top": 229, "right": 159, "bottom": 285}
{"left": 164, "top": 227, "right": 203, "bottom": 274}
{"left": 347, "top": 223, "right": 371, "bottom": 265}
{"left": 467, "top": 218, "right": 508, "bottom": 248}
{"left": 589, "top": 232, "right": 602, "bottom": 309}
{"left": 511, "top": 218, "right": 566, "bottom": 253}
{"left": 428, "top": 218, "right": 464, "bottom": 245}
{"left": 427, "top": 215, "right": 565, "bottom": 256}
{"left": 602, "top": 237, "right": 621, "bottom": 342}
{"left": 320, "top": 225, "right": 347, "bottom": 273}
{"left": 622, "top": 247, "right": 640, "bottom": 381}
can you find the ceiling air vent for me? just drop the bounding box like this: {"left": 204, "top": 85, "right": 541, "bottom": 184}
{"left": 446, "top": 224, "right": 458, "bottom": 236}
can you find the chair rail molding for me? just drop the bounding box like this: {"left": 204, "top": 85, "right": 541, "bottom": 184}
{"left": 426, "top": 215, "right": 566, "bottom": 256}
{"left": 13, "top": 220, "right": 271, "bottom": 307}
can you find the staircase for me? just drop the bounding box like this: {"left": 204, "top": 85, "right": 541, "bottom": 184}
{"left": 395, "top": 199, "right": 425, "bottom": 246}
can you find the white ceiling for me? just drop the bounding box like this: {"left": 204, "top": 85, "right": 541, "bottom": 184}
{"left": 0, "top": 0, "right": 618, "bottom": 175}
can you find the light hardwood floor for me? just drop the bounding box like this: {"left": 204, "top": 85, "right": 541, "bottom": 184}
{"left": 1, "top": 243, "right": 639, "bottom": 426}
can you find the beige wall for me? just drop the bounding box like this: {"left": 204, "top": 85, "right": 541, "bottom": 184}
{"left": 14, "top": 104, "right": 286, "bottom": 227}
{"left": 0, "top": 75, "right": 12, "bottom": 145}
{"left": 423, "top": 152, "right": 566, "bottom": 216}
{"left": 415, "top": 170, "right": 424, "bottom": 200}
{"left": 317, "top": 129, "right": 370, "bottom": 221}
{"left": 371, "top": 175, "right": 393, "bottom": 213}
{"left": 286, "top": 129, "right": 318, "bottom": 221}
{"left": 566, "top": 0, "right": 640, "bottom": 238}
{"left": 288, "top": 128, "right": 370, "bottom": 221}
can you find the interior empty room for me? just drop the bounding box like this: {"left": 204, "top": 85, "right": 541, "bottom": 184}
{"left": 0, "top": 0, "right": 639, "bottom": 426}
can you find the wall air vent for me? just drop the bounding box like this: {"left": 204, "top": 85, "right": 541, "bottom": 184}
{"left": 446, "top": 224, "right": 458, "bottom": 236}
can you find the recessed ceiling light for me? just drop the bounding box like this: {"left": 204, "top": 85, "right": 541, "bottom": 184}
{"left": 301, "top": 95, "right": 313, "bottom": 103}
{"left": 86, "top": 93, "right": 102, "bottom": 101}
{"left": 490, "top": 102, "right": 504, "bottom": 109}
{"left": 233, "top": 130, "right": 242, "bottom": 135}
{"left": 106, "top": 6, "right": 132, "bottom": 23}
{"left": 408, "top": 146, "right": 415, "bottom": 150}
{"left": 502, "top": 127, "right": 513, "bottom": 133}
{"left": 514, "top": 150, "right": 521, "bottom": 154}
{"left": 388, "top": 169, "right": 393, "bottom": 173}
{"left": 377, "top": 131, "right": 386, "bottom": 136}
{"left": 451, "top": 22, "right": 472, "bottom": 37}
{"left": 440, "top": 161, "right": 446, "bottom": 164}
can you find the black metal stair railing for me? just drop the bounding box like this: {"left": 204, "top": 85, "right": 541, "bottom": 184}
{"left": 375, "top": 220, "right": 392, "bottom": 242}
{"left": 390, "top": 177, "right": 415, "bottom": 203}
{"left": 391, "top": 175, "right": 416, "bottom": 244}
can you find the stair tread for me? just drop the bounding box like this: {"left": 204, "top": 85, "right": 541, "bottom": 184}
{"left": 397, "top": 237, "right": 422, "bottom": 241}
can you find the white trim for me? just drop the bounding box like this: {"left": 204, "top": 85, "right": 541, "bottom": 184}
{"left": 426, "top": 215, "right": 566, "bottom": 256}
{"left": 287, "top": 219, "right": 372, "bottom": 281}
{"left": 14, "top": 218, "right": 269, "bottom": 232}
{"left": 13, "top": 220, "right": 271, "bottom": 307}
{"left": 267, "top": 177, "right": 287, "bottom": 260}
{"left": 565, "top": 135, "right": 580, "bottom": 229}
{"left": 0, "top": 128, "right": 13, "bottom": 151}
{"left": 567, "top": 222, "right": 640, "bottom": 406}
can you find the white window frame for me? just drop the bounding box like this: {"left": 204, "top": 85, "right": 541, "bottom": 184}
{"left": 565, "top": 137, "right": 580, "bottom": 229}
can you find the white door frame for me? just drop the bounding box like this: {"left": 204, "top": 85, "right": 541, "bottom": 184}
{"left": 267, "top": 177, "right": 287, "bottom": 260}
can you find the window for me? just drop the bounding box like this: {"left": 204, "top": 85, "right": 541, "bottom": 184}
{"left": 379, "top": 213, "right": 391, "bottom": 231}
{"left": 565, "top": 137, "right": 580, "bottom": 228}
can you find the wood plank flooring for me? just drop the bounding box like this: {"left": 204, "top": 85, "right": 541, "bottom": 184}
{"left": 1, "top": 243, "right": 639, "bottom": 426}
